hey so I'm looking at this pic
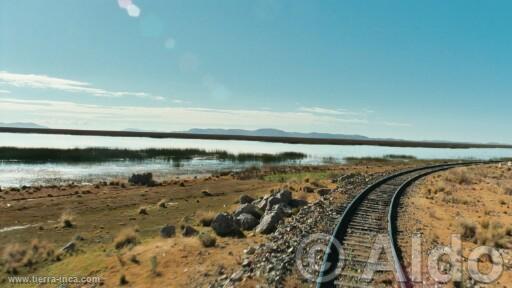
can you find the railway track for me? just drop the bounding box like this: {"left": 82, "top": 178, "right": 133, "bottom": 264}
{"left": 316, "top": 162, "right": 486, "bottom": 288}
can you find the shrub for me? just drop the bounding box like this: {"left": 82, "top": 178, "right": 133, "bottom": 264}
{"left": 198, "top": 232, "right": 216, "bottom": 248}
{"left": 459, "top": 220, "right": 477, "bottom": 241}
{"left": 1, "top": 240, "right": 55, "bottom": 274}
{"left": 447, "top": 169, "right": 471, "bottom": 185}
{"left": 114, "top": 228, "right": 139, "bottom": 250}
{"left": 197, "top": 210, "right": 216, "bottom": 227}
{"left": 59, "top": 211, "right": 74, "bottom": 228}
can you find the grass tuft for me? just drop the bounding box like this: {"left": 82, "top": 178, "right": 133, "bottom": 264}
{"left": 114, "top": 228, "right": 139, "bottom": 250}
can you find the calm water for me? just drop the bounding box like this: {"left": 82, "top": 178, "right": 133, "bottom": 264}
{"left": 1, "top": 133, "right": 511, "bottom": 187}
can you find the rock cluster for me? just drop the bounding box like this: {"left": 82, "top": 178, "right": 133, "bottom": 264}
{"left": 209, "top": 172, "right": 383, "bottom": 287}
{"left": 210, "top": 189, "right": 300, "bottom": 237}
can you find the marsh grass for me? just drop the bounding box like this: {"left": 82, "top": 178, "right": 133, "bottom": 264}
{"left": 0, "top": 147, "right": 306, "bottom": 164}
{"left": 344, "top": 154, "right": 417, "bottom": 164}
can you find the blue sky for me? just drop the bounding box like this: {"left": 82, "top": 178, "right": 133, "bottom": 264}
{"left": 1, "top": 0, "right": 511, "bottom": 143}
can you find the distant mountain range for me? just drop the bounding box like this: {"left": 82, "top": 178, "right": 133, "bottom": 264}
{"left": 182, "top": 128, "right": 374, "bottom": 140}
{"left": 4, "top": 124, "right": 384, "bottom": 141}
{"left": 0, "top": 122, "right": 48, "bottom": 129}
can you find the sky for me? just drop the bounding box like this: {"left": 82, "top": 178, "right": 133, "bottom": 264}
{"left": 1, "top": 0, "right": 511, "bottom": 143}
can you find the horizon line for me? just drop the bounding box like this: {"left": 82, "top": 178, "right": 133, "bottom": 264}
{"left": 1, "top": 127, "right": 512, "bottom": 149}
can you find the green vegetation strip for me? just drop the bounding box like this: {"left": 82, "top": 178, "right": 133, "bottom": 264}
{"left": 0, "top": 147, "right": 306, "bottom": 163}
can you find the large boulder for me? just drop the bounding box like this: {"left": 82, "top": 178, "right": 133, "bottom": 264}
{"left": 211, "top": 213, "right": 237, "bottom": 237}
{"left": 235, "top": 213, "right": 259, "bottom": 230}
{"left": 276, "top": 189, "right": 292, "bottom": 204}
{"left": 252, "top": 198, "right": 268, "bottom": 211}
{"left": 256, "top": 204, "right": 286, "bottom": 234}
{"left": 233, "top": 204, "right": 263, "bottom": 219}
{"left": 239, "top": 194, "right": 255, "bottom": 204}
{"left": 265, "top": 189, "right": 293, "bottom": 210}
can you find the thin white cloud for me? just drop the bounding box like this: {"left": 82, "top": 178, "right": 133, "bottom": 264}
{"left": 0, "top": 98, "right": 368, "bottom": 131}
{"left": 383, "top": 121, "right": 412, "bottom": 127}
{"left": 0, "top": 89, "right": 10, "bottom": 94}
{"left": 298, "top": 106, "right": 363, "bottom": 116}
{"left": 0, "top": 71, "right": 165, "bottom": 101}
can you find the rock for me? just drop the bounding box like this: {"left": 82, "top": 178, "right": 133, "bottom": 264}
{"left": 230, "top": 270, "right": 244, "bottom": 282}
{"left": 252, "top": 198, "right": 267, "bottom": 211}
{"left": 128, "top": 173, "right": 156, "bottom": 186}
{"left": 61, "top": 241, "right": 76, "bottom": 253}
{"left": 266, "top": 196, "right": 282, "bottom": 210}
{"left": 242, "top": 259, "right": 252, "bottom": 267}
{"left": 244, "top": 246, "right": 256, "bottom": 255}
{"left": 211, "top": 213, "right": 237, "bottom": 236}
{"left": 181, "top": 225, "right": 199, "bottom": 237}
{"left": 233, "top": 204, "right": 263, "bottom": 219}
{"left": 159, "top": 224, "right": 176, "bottom": 238}
{"left": 276, "top": 189, "right": 292, "bottom": 204}
{"left": 239, "top": 194, "right": 255, "bottom": 204}
{"left": 236, "top": 213, "right": 259, "bottom": 230}
{"left": 138, "top": 207, "right": 148, "bottom": 215}
{"left": 202, "top": 190, "right": 213, "bottom": 197}
{"left": 316, "top": 188, "right": 332, "bottom": 196}
{"left": 256, "top": 204, "right": 286, "bottom": 234}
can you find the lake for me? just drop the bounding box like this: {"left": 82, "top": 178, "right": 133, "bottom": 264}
{"left": 0, "top": 133, "right": 511, "bottom": 187}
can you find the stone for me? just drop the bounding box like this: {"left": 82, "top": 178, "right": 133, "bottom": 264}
{"left": 244, "top": 246, "right": 256, "bottom": 255}
{"left": 233, "top": 204, "right": 263, "bottom": 219}
{"left": 61, "top": 241, "right": 77, "bottom": 253}
{"left": 159, "top": 224, "right": 176, "bottom": 238}
{"left": 316, "top": 188, "right": 332, "bottom": 196}
{"left": 256, "top": 204, "right": 286, "bottom": 234}
{"left": 276, "top": 189, "right": 292, "bottom": 204}
{"left": 211, "top": 213, "right": 237, "bottom": 236}
{"left": 236, "top": 213, "right": 259, "bottom": 230}
{"left": 239, "top": 194, "right": 255, "bottom": 204}
{"left": 230, "top": 270, "right": 244, "bottom": 282}
{"left": 181, "top": 225, "right": 199, "bottom": 237}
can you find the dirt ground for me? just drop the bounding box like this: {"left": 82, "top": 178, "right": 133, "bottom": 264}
{"left": 399, "top": 163, "right": 512, "bottom": 287}
{"left": 0, "top": 160, "right": 438, "bottom": 287}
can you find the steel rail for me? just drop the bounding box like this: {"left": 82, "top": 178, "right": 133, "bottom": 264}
{"left": 316, "top": 161, "right": 490, "bottom": 287}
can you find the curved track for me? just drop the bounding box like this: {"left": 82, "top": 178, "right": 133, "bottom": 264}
{"left": 316, "top": 162, "right": 486, "bottom": 287}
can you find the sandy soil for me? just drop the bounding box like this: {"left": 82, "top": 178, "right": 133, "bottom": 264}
{"left": 399, "top": 163, "right": 512, "bottom": 287}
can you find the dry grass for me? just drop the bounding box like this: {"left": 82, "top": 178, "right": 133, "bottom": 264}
{"left": 197, "top": 233, "right": 216, "bottom": 248}
{"left": 59, "top": 210, "right": 74, "bottom": 228}
{"left": 458, "top": 220, "right": 477, "bottom": 241}
{"left": 446, "top": 168, "right": 472, "bottom": 185}
{"left": 458, "top": 219, "right": 511, "bottom": 248}
{"left": 196, "top": 210, "right": 216, "bottom": 227}
{"left": 114, "top": 227, "right": 139, "bottom": 250}
{"left": 1, "top": 240, "right": 55, "bottom": 274}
